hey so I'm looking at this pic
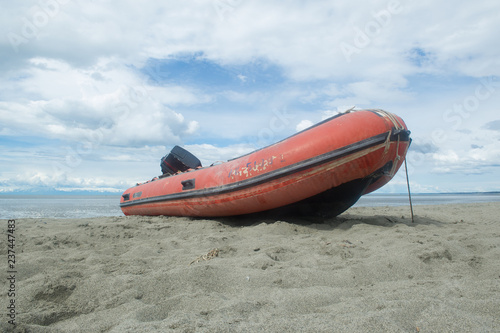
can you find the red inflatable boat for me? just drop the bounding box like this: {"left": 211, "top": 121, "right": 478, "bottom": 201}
{"left": 120, "top": 109, "right": 411, "bottom": 217}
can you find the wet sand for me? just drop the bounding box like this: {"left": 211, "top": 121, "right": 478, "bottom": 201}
{"left": 1, "top": 203, "right": 499, "bottom": 332}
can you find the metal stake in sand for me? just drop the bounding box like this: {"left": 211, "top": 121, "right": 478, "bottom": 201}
{"left": 404, "top": 158, "right": 414, "bottom": 223}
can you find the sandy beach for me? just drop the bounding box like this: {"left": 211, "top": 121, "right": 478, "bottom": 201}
{"left": 1, "top": 203, "right": 499, "bottom": 332}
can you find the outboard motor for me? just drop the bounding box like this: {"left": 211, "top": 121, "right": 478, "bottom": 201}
{"left": 160, "top": 146, "right": 202, "bottom": 176}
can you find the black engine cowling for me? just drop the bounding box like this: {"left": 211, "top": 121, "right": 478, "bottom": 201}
{"left": 160, "top": 146, "right": 202, "bottom": 176}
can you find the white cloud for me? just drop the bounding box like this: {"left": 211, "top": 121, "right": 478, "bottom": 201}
{"left": 3, "top": 0, "right": 500, "bottom": 81}
{"left": 237, "top": 74, "right": 247, "bottom": 82}
{"left": 0, "top": 57, "right": 211, "bottom": 147}
{"left": 296, "top": 120, "right": 314, "bottom": 132}
{"left": 185, "top": 143, "right": 255, "bottom": 166}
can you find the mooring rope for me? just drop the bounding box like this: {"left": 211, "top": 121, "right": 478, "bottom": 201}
{"left": 404, "top": 158, "right": 414, "bottom": 223}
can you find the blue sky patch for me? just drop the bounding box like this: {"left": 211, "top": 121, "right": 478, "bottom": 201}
{"left": 141, "top": 55, "right": 286, "bottom": 91}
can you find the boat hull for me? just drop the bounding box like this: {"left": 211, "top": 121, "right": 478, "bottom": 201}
{"left": 120, "top": 109, "right": 411, "bottom": 217}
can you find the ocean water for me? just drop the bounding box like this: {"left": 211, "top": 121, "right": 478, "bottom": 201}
{"left": 355, "top": 192, "right": 500, "bottom": 207}
{"left": 0, "top": 195, "right": 123, "bottom": 219}
{"left": 1, "top": 193, "right": 499, "bottom": 219}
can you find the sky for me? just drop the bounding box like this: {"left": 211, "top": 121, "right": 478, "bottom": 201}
{"left": 1, "top": 0, "right": 499, "bottom": 194}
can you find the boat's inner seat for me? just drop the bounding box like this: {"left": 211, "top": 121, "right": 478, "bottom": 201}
{"left": 160, "top": 146, "right": 202, "bottom": 176}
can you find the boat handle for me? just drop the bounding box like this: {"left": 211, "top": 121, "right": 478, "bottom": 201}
{"left": 181, "top": 179, "right": 196, "bottom": 190}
